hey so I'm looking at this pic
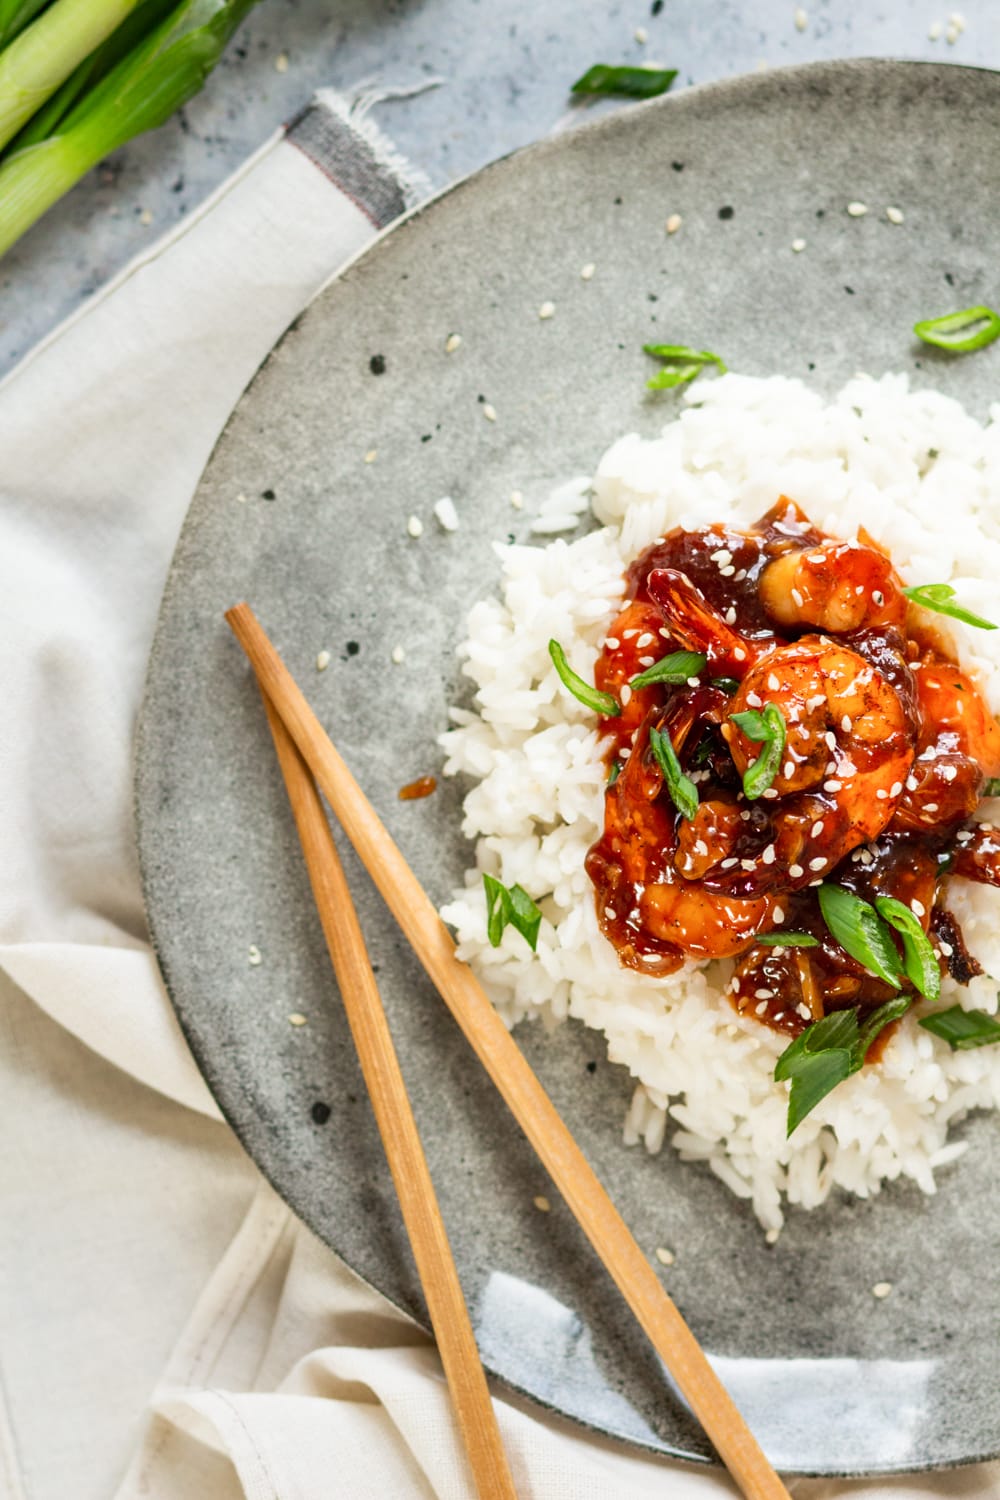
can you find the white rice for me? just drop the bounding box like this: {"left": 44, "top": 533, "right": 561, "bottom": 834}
{"left": 439, "top": 372, "right": 1000, "bottom": 1233}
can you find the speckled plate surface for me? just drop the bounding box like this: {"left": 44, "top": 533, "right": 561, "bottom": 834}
{"left": 136, "top": 60, "right": 1000, "bottom": 1475}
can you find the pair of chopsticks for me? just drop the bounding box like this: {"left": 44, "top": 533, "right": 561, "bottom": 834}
{"left": 226, "top": 601, "right": 791, "bottom": 1500}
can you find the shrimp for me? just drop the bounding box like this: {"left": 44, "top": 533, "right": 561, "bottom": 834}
{"left": 758, "top": 534, "right": 907, "bottom": 634}
{"left": 585, "top": 709, "right": 777, "bottom": 971}
{"left": 593, "top": 599, "right": 675, "bottom": 753}
{"left": 891, "top": 649, "right": 1000, "bottom": 833}
{"left": 699, "top": 635, "right": 916, "bottom": 897}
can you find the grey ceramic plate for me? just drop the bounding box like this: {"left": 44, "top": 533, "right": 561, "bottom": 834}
{"left": 137, "top": 60, "right": 1000, "bottom": 1476}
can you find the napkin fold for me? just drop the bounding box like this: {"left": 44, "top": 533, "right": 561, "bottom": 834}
{"left": 3, "top": 82, "right": 997, "bottom": 1500}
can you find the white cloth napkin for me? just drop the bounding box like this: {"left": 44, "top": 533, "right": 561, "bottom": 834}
{"left": 2, "top": 87, "right": 997, "bottom": 1500}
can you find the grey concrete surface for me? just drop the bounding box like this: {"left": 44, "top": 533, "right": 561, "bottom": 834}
{"left": 1, "top": 0, "right": 997, "bottom": 373}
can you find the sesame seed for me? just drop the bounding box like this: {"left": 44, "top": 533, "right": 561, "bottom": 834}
{"left": 791, "top": 588, "right": 804, "bottom": 607}
{"left": 139, "top": 208, "right": 154, "bottom": 226}
{"left": 741, "top": 859, "right": 756, "bottom": 871}
{"left": 391, "top": 645, "right": 406, "bottom": 664}
{"left": 784, "top": 761, "right": 795, "bottom": 778}
{"left": 510, "top": 490, "right": 524, "bottom": 509}
{"left": 248, "top": 945, "right": 262, "bottom": 966}
{"left": 287, "top": 1012, "right": 308, "bottom": 1027}
{"left": 666, "top": 213, "right": 683, "bottom": 234}
{"left": 734, "top": 647, "right": 746, "bottom": 661}
{"left": 890, "top": 781, "right": 903, "bottom": 797}
{"left": 711, "top": 548, "right": 733, "bottom": 567}
{"left": 655, "top": 1246, "right": 675, "bottom": 1266}
{"left": 924, "top": 802, "right": 938, "bottom": 812}
{"left": 725, "top": 606, "right": 737, "bottom": 625}
{"left": 755, "top": 1000, "right": 768, "bottom": 1015}
{"left": 872, "top": 1282, "right": 892, "bottom": 1299}
{"left": 275, "top": 51, "right": 289, "bottom": 71}
{"left": 762, "top": 845, "right": 777, "bottom": 864}
{"left": 720, "top": 565, "right": 736, "bottom": 579}
{"left": 842, "top": 716, "right": 852, "bottom": 732}
{"left": 789, "top": 864, "right": 804, "bottom": 878}
{"left": 911, "top": 898, "right": 926, "bottom": 917}
{"left": 581, "top": 262, "right": 596, "bottom": 280}
{"left": 235, "top": 492, "right": 248, "bottom": 504}
{"left": 906, "top": 775, "right": 918, "bottom": 791}
{"left": 811, "top": 820, "right": 825, "bottom": 837}
{"left": 635, "top": 24, "right": 648, "bottom": 42}
{"left": 316, "top": 649, "right": 331, "bottom": 672}
{"left": 809, "top": 857, "right": 827, "bottom": 871}
{"left": 791, "top": 238, "right": 806, "bottom": 253}
{"left": 928, "top": 19, "right": 942, "bottom": 38}
{"left": 445, "top": 333, "right": 462, "bottom": 353}
{"left": 755, "top": 988, "right": 775, "bottom": 999}
{"left": 620, "top": 683, "right": 632, "bottom": 706}
{"left": 847, "top": 201, "right": 868, "bottom": 217}
{"left": 886, "top": 206, "right": 904, "bottom": 224}
{"left": 534, "top": 1195, "right": 551, "bottom": 1213}
{"left": 941, "top": 765, "right": 957, "bottom": 781}
{"left": 945, "top": 22, "right": 959, "bottom": 42}
{"left": 793, "top": 6, "right": 807, "bottom": 29}
{"left": 747, "top": 691, "right": 763, "bottom": 707}
{"left": 434, "top": 495, "right": 460, "bottom": 531}
{"left": 604, "top": 636, "right": 620, "bottom": 649}
{"left": 721, "top": 857, "right": 738, "bottom": 869}
{"left": 824, "top": 779, "right": 842, "bottom": 792}
{"left": 636, "top": 632, "right": 655, "bottom": 648}
{"left": 407, "top": 515, "right": 423, "bottom": 538}
{"left": 364, "top": 449, "right": 377, "bottom": 463}
{"left": 483, "top": 403, "right": 497, "bottom": 422}
{"left": 638, "top": 655, "right": 656, "bottom": 667}
{"left": 797, "top": 1002, "right": 812, "bottom": 1020}
{"left": 687, "top": 675, "right": 701, "bottom": 688}
{"left": 762, "top": 788, "right": 779, "bottom": 800}
{"left": 539, "top": 301, "right": 556, "bottom": 320}
{"left": 767, "top": 673, "right": 780, "bottom": 691}
{"left": 939, "top": 940, "right": 954, "bottom": 957}
{"left": 876, "top": 788, "right": 888, "bottom": 799}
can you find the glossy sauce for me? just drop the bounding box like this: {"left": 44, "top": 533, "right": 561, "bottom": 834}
{"left": 585, "top": 499, "right": 1000, "bottom": 1040}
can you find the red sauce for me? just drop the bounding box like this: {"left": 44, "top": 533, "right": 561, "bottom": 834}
{"left": 398, "top": 775, "right": 437, "bottom": 801}
{"left": 585, "top": 498, "right": 1000, "bottom": 1041}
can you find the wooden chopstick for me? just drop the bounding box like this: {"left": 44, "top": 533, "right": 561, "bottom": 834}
{"left": 257, "top": 691, "right": 519, "bottom": 1500}
{"left": 226, "top": 601, "right": 791, "bottom": 1500}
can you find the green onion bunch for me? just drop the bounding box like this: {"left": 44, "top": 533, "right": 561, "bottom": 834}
{"left": 0, "top": 0, "right": 261, "bottom": 257}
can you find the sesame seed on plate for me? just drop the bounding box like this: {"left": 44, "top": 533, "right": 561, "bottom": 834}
{"left": 687, "top": 675, "right": 701, "bottom": 687}
{"left": 445, "top": 333, "right": 462, "bottom": 353}
{"left": 275, "top": 51, "right": 289, "bottom": 71}
{"left": 538, "top": 301, "right": 556, "bottom": 320}
{"left": 809, "top": 857, "right": 827, "bottom": 871}
{"left": 634, "top": 24, "right": 648, "bottom": 42}
{"left": 886, "top": 206, "right": 904, "bottom": 224}
{"left": 773, "top": 907, "right": 785, "bottom": 923}
{"left": 534, "top": 1195, "right": 551, "bottom": 1213}
{"left": 510, "top": 490, "right": 524, "bottom": 509}
{"left": 581, "top": 262, "right": 596, "bottom": 280}
{"left": 666, "top": 213, "right": 683, "bottom": 235}
{"left": 847, "top": 201, "right": 868, "bottom": 217}
{"left": 655, "top": 1246, "right": 675, "bottom": 1266}
{"left": 316, "top": 650, "right": 331, "bottom": 671}
{"left": 725, "top": 606, "right": 737, "bottom": 625}
{"left": 248, "top": 945, "right": 262, "bottom": 966}
{"left": 791, "top": 238, "right": 806, "bottom": 253}
{"left": 811, "top": 820, "right": 824, "bottom": 837}
{"left": 391, "top": 645, "right": 406, "bottom": 664}
{"left": 872, "top": 1281, "right": 893, "bottom": 1299}
{"left": 928, "top": 19, "right": 942, "bottom": 38}
{"left": 793, "top": 6, "right": 807, "bottom": 30}
{"left": 288, "top": 1012, "right": 308, "bottom": 1026}
{"left": 364, "top": 449, "right": 377, "bottom": 463}
{"left": 406, "top": 515, "right": 423, "bottom": 538}
{"left": 482, "top": 402, "right": 497, "bottom": 422}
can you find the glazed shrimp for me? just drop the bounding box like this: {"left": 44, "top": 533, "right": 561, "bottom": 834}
{"left": 585, "top": 709, "right": 777, "bottom": 971}
{"left": 891, "top": 649, "right": 1000, "bottom": 833}
{"left": 758, "top": 534, "right": 907, "bottom": 634}
{"left": 699, "top": 635, "right": 916, "bottom": 897}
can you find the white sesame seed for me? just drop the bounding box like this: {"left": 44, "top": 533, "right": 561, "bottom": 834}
{"left": 510, "top": 489, "right": 524, "bottom": 509}
{"left": 581, "top": 262, "right": 596, "bottom": 280}
{"left": 957, "top": 830, "right": 973, "bottom": 843}
{"left": 890, "top": 781, "right": 903, "bottom": 797}
{"left": 793, "top": 6, "right": 807, "bottom": 30}
{"left": 538, "top": 301, "right": 556, "bottom": 320}
{"left": 762, "top": 788, "right": 779, "bottom": 800}
{"left": 789, "top": 864, "right": 804, "bottom": 878}
{"left": 655, "top": 1246, "right": 675, "bottom": 1266}
{"left": 791, "top": 588, "right": 804, "bottom": 607}
{"left": 316, "top": 649, "right": 331, "bottom": 672}
{"left": 847, "top": 201, "right": 868, "bottom": 217}
{"left": 604, "top": 636, "right": 620, "bottom": 649}
{"left": 406, "top": 515, "right": 423, "bottom": 538}
{"left": 288, "top": 1012, "right": 307, "bottom": 1026}
{"left": 886, "top": 206, "right": 904, "bottom": 225}
{"left": 364, "top": 449, "right": 377, "bottom": 464}
{"left": 636, "top": 632, "right": 655, "bottom": 648}
{"left": 824, "top": 780, "right": 842, "bottom": 793}
{"left": 809, "top": 857, "right": 827, "bottom": 871}
{"left": 139, "top": 208, "right": 154, "bottom": 226}
{"left": 924, "top": 802, "right": 938, "bottom": 812}
{"left": 755, "top": 1000, "right": 768, "bottom": 1015}
{"left": 747, "top": 691, "right": 763, "bottom": 708}
{"left": 534, "top": 1195, "right": 551, "bottom": 1213}
{"left": 945, "top": 22, "right": 959, "bottom": 42}
{"left": 725, "top": 605, "right": 737, "bottom": 625}
{"left": 928, "top": 19, "right": 942, "bottom": 38}
{"left": 711, "top": 548, "right": 733, "bottom": 567}
{"left": 767, "top": 673, "right": 780, "bottom": 691}
{"left": 248, "top": 945, "right": 262, "bottom": 966}
{"left": 683, "top": 675, "right": 699, "bottom": 688}
{"left": 811, "top": 820, "right": 825, "bottom": 837}
{"left": 482, "top": 402, "right": 497, "bottom": 422}
{"left": 762, "top": 845, "right": 777, "bottom": 865}
{"left": 445, "top": 333, "right": 462, "bottom": 353}
{"left": 791, "top": 238, "right": 806, "bottom": 253}
{"left": 876, "top": 788, "right": 888, "bottom": 799}
{"left": 734, "top": 648, "right": 747, "bottom": 661}
{"left": 275, "top": 51, "right": 289, "bottom": 72}
{"left": 666, "top": 213, "right": 683, "bottom": 235}
{"left": 720, "top": 565, "right": 736, "bottom": 578}
{"left": 755, "top": 988, "right": 775, "bottom": 999}
{"left": 860, "top": 850, "right": 874, "bottom": 866}
{"left": 742, "top": 859, "right": 756, "bottom": 871}
{"left": 622, "top": 629, "right": 639, "bottom": 640}
{"left": 620, "top": 684, "right": 632, "bottom": 706}
{"left": 391, "top": 645, "right": 406, "bottom": 664}
{"left": 911, "top": 898, "right": 926, "bottom": 917}
{"left": 906, "top": 775, "right": 918, "bottom": 791}
{"left": 872, "top": 1282, "right": 892, "bottom": 1299}
{"left": 941, "top": 765, "right": 958, "bottom": 781}
{"left": 784, "top": 761, "right": 795, "bottom": 779}
{"left": 638, "top": 655, "right": 656, "bottom": 667}
{"left": 807, "top": 695, "right": 825, "bottom": 712}
{"left": 721, "top": 857, "right": 738, "bottom": 869}
{"left": 939, "top": 940, "right": 954, "bottom": 957}
{"left": 635, "top": 24, "right": 648, "bottom": 42}
{"left": 434, "top": 495, "right": 460, "bottom": 531}
{"left": 797, "top": 1002, "right": 812, "bottom": 1020}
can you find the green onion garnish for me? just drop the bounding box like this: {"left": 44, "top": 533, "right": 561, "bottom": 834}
{"left": 483, "top": 873, "right": 542, "bottom": 951}
{"left": 711, "top": 677, "right": 740, "bottom": 694}
{"left": 775, "top": 996, "right": 910, "bottom": 1135}
{"left": 902, "top": 583, "right": 996, "bottom": 631}
{"left": 629, "top": 649, "right": 707, "bottom": 690}
{"left": 873, "top": 896, "right": 941, "bottom": 1003}
{"left": 548, "top": 639, "right": 620, "bottom": 716}
{"left": 570, "top": 63, "right": 678, "bottom": 99}
{"left": 644, "top": 343, "right": 727, "bottom": 391}
{"left": 730, "top": 703, "right": 786, "bottom": 800}
{"left": 913, "top": 306, "right": 1000, "bottom": 354}
{"left": 816, "top": 884, "right": 903, "bottom": 989}
{"left": 754, "top": 932, "right": 820, "bottom": 947}
{"left": 607, "top": 759, "right": 622, "bottom": 786}
{"left": 648, "top": 724, "right": 699, "bottom": 821}
{"left": 984, "top": 778, "right": 1000, "bottom": 797}
{"left": 919, "top": 1005, "right": 1000, "bottom": 1050}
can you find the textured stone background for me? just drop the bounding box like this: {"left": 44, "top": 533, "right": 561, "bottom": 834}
{"left": 2, "top": 0, "right": 997, "bottom": 372}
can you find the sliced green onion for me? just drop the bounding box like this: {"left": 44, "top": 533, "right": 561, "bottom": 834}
{"left": 711, "top": 676, "right": 740, "bottom": 694}
{"left": 874, "top": 895, "right": 941, "bottom": 1002}
{"left": 483, "top": 873, "right": 542, "bottom": 952}
{"left": 644, "top": 343, "right": 727, "bottom": 391}
{"left": 629, "top": 649, "right": 707, "bottom": 690}
{"left": 817, "top": 884, "right": 903, "bottom": 989}
{"left": 754, "top": 932, "right": 820, "bottom": 947}
{"left": 913, "top": 306, "right": 1000, "bottom": 354}
{"left": 570, "top": 63, "right": 677, "bottom": 99}
{"left": 730, "top": 702, "right": 786, "bottom": 800}
{"left": 648, "top": 724, "right": 699, "bottom": 822}
{"left": 902, "top": 583, "right": 996, "bottom": 631}
{"left": 607, "top": 759, "right": 622, "bottom": 786}
{"left": 775, "top": 996, "right": 910, "bottom": 1135}
{"left": 548, "top": 639, "right": 619, "bottom": 716}
{"left": 919, "top": 1005, "right": 1000, "bottom": 1050}
{"left": 984, "top": 778, "right": 1000, "bottom": 797}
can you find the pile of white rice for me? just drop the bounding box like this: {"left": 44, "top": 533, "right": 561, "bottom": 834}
{"left": 439, "top": 372, "right": 1000, "bottom": 1232}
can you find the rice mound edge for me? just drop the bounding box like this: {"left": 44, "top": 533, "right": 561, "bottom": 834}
{"left": 438, "top": 371, "right": 1000, "bottom": 1233}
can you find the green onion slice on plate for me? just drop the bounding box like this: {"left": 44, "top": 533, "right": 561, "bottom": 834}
{"left": 913, "top": 305, "right": 1000, "bottom": 353}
